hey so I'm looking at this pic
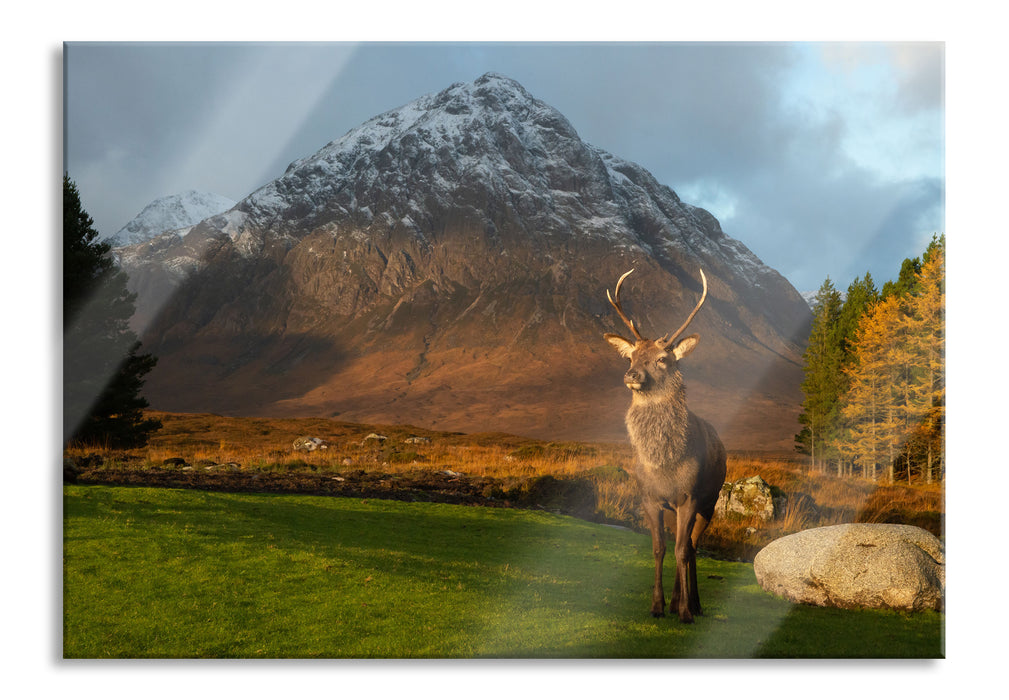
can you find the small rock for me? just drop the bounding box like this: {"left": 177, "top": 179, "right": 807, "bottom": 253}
{"left": 715, "top": 475, "right": 782, "bottom": 521}
{"left": 441, "top": 469, "right": 462, "bottom": 477}
{"left": 162, "top": 457, "right": 188, "bottom": 467}
{"left": 405, "top": 436, "right": 431, "bottom": 444}
{"left": 293, "top": 437, "right": 329, "bottom": 452}
{"left": 363, "top": 433, "right": 388, "bottom": 443}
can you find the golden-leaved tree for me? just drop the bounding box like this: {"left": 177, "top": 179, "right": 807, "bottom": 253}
{"left": 831, "top": 235, "right": 944, "bottom": 483}
{"left": 836, "top": 295, "right": 902, "bottom": 481}
{"left": 906, "top": 239, "right": 945, "bottom": 482}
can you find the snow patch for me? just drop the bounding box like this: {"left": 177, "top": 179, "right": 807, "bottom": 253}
{"left": 110, "top": 190, "right": 236, "bottom": 246}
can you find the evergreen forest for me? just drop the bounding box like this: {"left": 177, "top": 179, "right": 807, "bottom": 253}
{"left": 796, "top": 234, "right": 945, "bottom": 484}
{"left": 64, "top": 175, "right": 161, "bottom": 449}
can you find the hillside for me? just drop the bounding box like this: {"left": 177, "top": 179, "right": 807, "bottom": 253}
{"left": 119, "top": 74, "right": 811, "bottom": 449}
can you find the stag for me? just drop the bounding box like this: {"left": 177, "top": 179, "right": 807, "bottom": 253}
{"left": 604, "top": 268, "right": 726, "bottom": 623}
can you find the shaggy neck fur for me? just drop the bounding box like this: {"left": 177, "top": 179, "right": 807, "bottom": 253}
{"left": 626, "top": 375, "right": 690, "bottom": 470}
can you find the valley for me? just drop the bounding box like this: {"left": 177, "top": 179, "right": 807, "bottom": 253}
{"left": 65, "top": 411, "right": 944, "bottom": 563}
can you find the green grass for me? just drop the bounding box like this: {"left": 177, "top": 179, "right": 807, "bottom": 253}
{"left": 63, "top": 485, "right": 942, "bottom": 658}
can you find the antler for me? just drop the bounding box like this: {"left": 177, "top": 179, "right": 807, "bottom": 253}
{"left": 607, "top": 269, "right": 643, "bottom": 340}
{"left": 661, "top": 268, "right": 708, "bottom": 345}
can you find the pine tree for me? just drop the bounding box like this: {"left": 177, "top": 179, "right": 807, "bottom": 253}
{"left": 827, "top": 273, "right": 879, "bottom": 476}
{"left": 796, "top": 278, "right": 845, "bottom": 471}
{"left": 63, "top": 175, "right": 161, "bottom": 447}
{"left": 907, "top": 234, "right": 945, "bottom": 483}
{"left": 881, "top": 255, "right": 922, "bottom": 300}
{"left": 838, "top": 273, "right": 879, "bottom": 360}
{"left": 889, "top": 292, "right": 926, "bottom": 483}
{"left": 831, "top": 234, "right": 945, "bottom": 483}
{"left": 838, "top": 296, "right": 900, "bottom": 481}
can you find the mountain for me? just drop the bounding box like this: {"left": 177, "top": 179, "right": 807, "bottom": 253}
{"left": 121, "top": 73, "right": 812, "bottom": 450}
{"left": 110, "top": 190, "right": 236, "bottom": 246}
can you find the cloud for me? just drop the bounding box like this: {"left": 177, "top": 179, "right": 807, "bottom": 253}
{"left": 639, "top": 42, "right": 945, "bottom": 290}
{"left": 889, "top": 43, "right": 944, "bottom": 113}
{"left": 820, "top": 42, "right": 943, "bottom": 115}
{"left": 64, "top": 42, "right": 943, "bottom": 292}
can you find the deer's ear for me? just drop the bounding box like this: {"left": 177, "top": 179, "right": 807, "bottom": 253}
{"left": 671, "top": 334, "right": 699, "bottom": 360}
{"left": 605, "top": 333, "right": 635, "bottom": 359}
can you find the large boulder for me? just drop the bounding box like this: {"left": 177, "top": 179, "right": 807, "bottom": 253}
{"left": 715, "top": 475, "right": 784, "bottom": 521}
{"left": 753, "top": 524, "right": 944, "bottom": 612}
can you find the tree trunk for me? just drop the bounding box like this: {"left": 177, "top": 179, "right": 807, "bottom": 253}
{"left": 926, "top": 443, "right": 933, "bottom": 484}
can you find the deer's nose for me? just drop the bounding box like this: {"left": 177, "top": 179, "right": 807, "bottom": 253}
{"left": 624, "top": 369, "right": 644, "bottom": 385}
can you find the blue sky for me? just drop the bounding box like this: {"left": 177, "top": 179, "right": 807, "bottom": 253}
{"left": 64, "top": 41, "right": 943, "bottom": 292}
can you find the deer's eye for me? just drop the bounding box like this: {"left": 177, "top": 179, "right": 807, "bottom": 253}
{"left": 656, "top": 356, "right": 668, "bottom": 367}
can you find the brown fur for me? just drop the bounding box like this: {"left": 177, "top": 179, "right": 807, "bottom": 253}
{"left": 605, "top": 271, "right": 727, "bottom": 622}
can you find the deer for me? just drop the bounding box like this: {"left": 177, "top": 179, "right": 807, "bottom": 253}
{"left": 604, "top": 268, "right": 727, "bottom": 623}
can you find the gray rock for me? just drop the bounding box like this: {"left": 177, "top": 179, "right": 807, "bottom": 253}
{"left": 715, "top": 475, "right": 783, "bottom": 521}
{"left": 293, "top": 436, "right": 329, "bottom": 452}
{"left": 753, "top": 524, "right": 944, "bottom": 611}
{"left": 404, "top": 436, "right": 431, "bottom": 444}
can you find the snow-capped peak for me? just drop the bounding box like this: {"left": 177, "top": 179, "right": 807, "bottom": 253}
{"left": 225, "top": 72, "right": 791, "bottom": 297}
{"left": 111, "top": 190, "right": 236, "bottom": 246}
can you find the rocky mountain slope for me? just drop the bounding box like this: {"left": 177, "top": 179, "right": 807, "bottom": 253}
{"left": 121, "top": 73, "right": 811, "bottom": 450}
{"left": 110, "top": 190, "right": 236, "bottom": 246}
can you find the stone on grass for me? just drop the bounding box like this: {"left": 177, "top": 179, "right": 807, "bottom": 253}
{"left": 753, "top": 523, "right": 944, "bottom": 612}
{"left": 715, "top": 475, "right": 784, "bottom": 521}
{"left": 293, "top": 436, "right": 329, "bottom": 452}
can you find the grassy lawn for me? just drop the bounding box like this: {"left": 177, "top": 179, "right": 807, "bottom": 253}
{"left": 63, "top": 485, "right": 942, "bottom": 658}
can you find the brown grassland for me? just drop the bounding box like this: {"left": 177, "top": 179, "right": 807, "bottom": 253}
{"left": 65, "top": 411, "right": 944, "bottom": 561}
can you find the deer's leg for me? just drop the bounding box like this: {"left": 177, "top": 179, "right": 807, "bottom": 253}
{"left": 642, "top": 500, "right": 666, "bottom": 618}
{"left": 687, "top": 513, "right": 710, "bottom": 616}
{"left": 671, "top": 505, "right": 698, "bottom": 623}
{"left": 669, "top": 507, "right": 682, "bottom": 613}
{"left": 670, "top": 507, "right": 703, "bottom": 615}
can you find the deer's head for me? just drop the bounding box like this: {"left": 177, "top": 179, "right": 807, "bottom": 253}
{"left": 604, "top": 269, "right": 707, "bottom": 396}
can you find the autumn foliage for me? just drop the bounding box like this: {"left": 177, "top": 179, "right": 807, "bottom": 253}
{"left": 797, "top": 235, "right": 944, "bottom": 484}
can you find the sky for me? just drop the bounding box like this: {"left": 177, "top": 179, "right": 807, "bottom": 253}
{"left": 63, "top": 41, "right": 944, "bottom": 294}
